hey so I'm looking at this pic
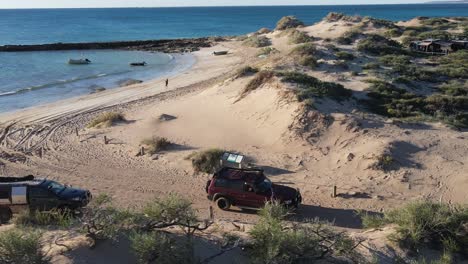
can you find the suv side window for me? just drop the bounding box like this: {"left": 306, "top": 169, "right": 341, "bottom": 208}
{"left": 214, "top": 179, "right": 244, "bottom": 191}
{"left": 0, "top": 187, "right": 9, "bottom": 199}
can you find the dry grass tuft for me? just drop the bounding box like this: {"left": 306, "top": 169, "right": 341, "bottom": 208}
{"left": 141, "top": 137, "right": 173, "bottom": 154}
{"left": 241, "top": 70, "right": 275, "bottom": 97}
{"left": 87, "top": 112, "right": 126, "bottom": 128}
{"left": 186, "top": 148, "right": 225, "bottom": 174}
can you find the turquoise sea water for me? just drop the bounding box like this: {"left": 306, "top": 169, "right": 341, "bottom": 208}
{"left": 0, "top": 5, "right": 466, "bottom": 113}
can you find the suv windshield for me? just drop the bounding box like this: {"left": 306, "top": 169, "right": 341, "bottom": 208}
{"left": 46, "top": 181, "right": 66, "bottom": 195}
{"left": 255, "top": 178, "right": 272, "bottom": 193}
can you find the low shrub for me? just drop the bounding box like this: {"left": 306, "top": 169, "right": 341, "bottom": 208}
{"left": 14, "top": 209, "right": 73, "bottom": 228}
{"left": 361, "top": 201, "right": 468, "bottom": 255}
{"left": 371, "top": 153, "right": 395, "bottom": 171}
{"left": 437, "top": 50, "right": 468, "bottom": 79}
{"left": 439, "top": 80, "right": 468, "bottom": 96}
{"left": 298, "top": 55, "right": 318, "bottom": 68}
{"left": 417, "top": 30, "right": 452, "bottom": 40}
{"left": 87, "top": 112, "right": 126, "bottom": 128}
{"left": 141, "top": 137, "right": 172, "bottom": 154}
{"left": 257, "top": 27, "right": 271, "bottom": 34}
{"left": 275, "top": 16, "right": 304, "bottom": 30}
{"left": 357, "top": 34, "right": 404, "bottom": 55}
{"left": 336, "top": 29, "right": 361, "bottom": 45}
{"left": 335, "top": 51, "right": 355, "bottom": 60}
{"left": 378, "top": 54, "right": 411, "bottom": 66}
{"left": 362, "top": 62, "right": 380, "bottom": 70}
{"left": 257, "top": 47, "right": 278, "bottom": 56}
{"left": 187, "top": 148, "right": 225, "bottom": 174}
{"left": 279, "top": 71, "right": 352, "bottom": 101}
{"left": 249, "top": 201, "right": 363, "bottom": 263}
{"left": 290, "top": 42, "right": 317, "bottom": 56}
{"left": 384, "top": 28, "right": 403, "bottom": 38}
{"left": 288, "top": 30, "right": 313, "bottom": 44}
{"left": 325, "top": 43, "right": 339, "bottom": 51}
{"left": 243, "top": 35, "right": 271, "bottom": 48}
{"left": 242, "top": 70, "right": 275, "bottom": 95}
{"left": 0, "top": 229, "right": 45, "bottom": 264}
{"left": 236, "top": 66, "right": 259, "bottom": 78}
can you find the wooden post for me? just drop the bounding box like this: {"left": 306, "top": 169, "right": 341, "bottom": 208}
{"left": 140, "top": 146, "right": 145, "bottom": 156}
{"left": 104, "top": 136, "right": 108, "bottom": 145}
{"left": 38, "top": 147, "right": 43, "bottom": 158}
{"left": 332, "top": 186, "right": 337, "bottom": 198}
{"left": 75, "top": 128, "right": 79, "bottom": 136}
{"left": 209, "top": 206, "right": 214, "bottom": 222}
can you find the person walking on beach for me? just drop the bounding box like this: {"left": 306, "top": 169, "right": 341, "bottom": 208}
{"left": 165, "top": 78, "right": 169, "bottom": 88}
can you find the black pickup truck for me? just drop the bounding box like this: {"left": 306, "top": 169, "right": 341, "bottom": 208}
{"left": 0, "top": 175, "right": 91, "bottom": 223}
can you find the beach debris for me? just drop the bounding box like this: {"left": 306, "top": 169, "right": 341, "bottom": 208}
{"left": 68, "top": 58, "right": 91, "bottom": 65}
{"left": 0, "top": 150, "right": 27, "bottom": 164}
{"left": 347, "top": 153, "right": 355, "bottom": 161}
{"left": 213, "top": 51, "right": 228, "bottom": 56}
{"left": 118, "top": 79, "right": 143, "bottom": 87}
{"left": 130, "top": 61, "right": 147, "bottom": 66}
{"left": 158, "top": 114, "right": 177, "bottom": 122}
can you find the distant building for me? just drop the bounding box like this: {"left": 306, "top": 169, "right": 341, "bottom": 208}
{"left": 410, "top": 39, "right": 468, "bottom": 54}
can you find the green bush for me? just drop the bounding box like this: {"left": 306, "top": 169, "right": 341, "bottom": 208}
{"left": 335, "top": 51, "right": 355, "bottom": 60}
{"left": 336, "top": 29, "right": 361, "bottom": 45}
{"left": 0, "top": 229, "right": 45, "bottom": 264}
{"left": 280, "top": 71, "right": 352, "bottom": 101}
{"left": 141, "top": 137, "right": 172, "bottom": 155}
{"left": 249, "top": 202, "right": 362, "bottom": 263}
{"left": 439, "top": 81, "right": 468, "bottom": 96}
{"left": 187, "top": 148, "right": 225, "bottom": 174}
{"left": 257, "top": 47, "right": 278, "bottom": 56}
{"left": 357, "top": 34, "right": 404, "bottom": 55}
{"left": 298, "top": 55, "right": 318, "bottom": 68}
{"left": 275, "top": 16, "right": 304, "bottom": 30}
{"left": 130, "top": 231, "right": 192, "bottom": 264}
{"left": 243, "top": 35, "right": 271, "bottom": 48}
{"left": 87, "top": 112, "right": 126, "bottom": 128}
{"left": 290, "top": 42, "right": 316, "bottom": 56}
{"left": 378, "top": 54, "right": 411, "bottom": 66}
{"left": 14, "top": 209, "right": 73, "bottom": 228}
{"left": 288, "top": 30, "right": 313, "bottom": 44}
{"left": 362, "top": 201, "right": 468, "bottom": 255}
{"left": 384, "top": 28, "right": 403, "bottom": 38}
{"left": 437, "top": 50, "right": 468, "bottom": 79}
{"left": 417, "top": 30, "right": 452, "bottom": 40}
{"left": 362, "top": 62, "right": 380, "bottom": 70}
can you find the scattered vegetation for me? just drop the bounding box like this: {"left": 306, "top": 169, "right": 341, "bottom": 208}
{"left": 236, "top": 66, "right": 259, "bottom": 78}
{"left": 141, "top": 136, "right": 172, "bottom": 154}
{"left": 87, "top": 112, "right": 126, "bottom": 128}
{"left": 187, "top": 148, "right": 225, "bottom": 174}
{"left": 436, "top": 50, "right": 468, "bottom": 79}
{"left": 0, "top": 229, "right": 45, "bottom": 264}
{"left": 384, "top": 28, "right": 403, "bottom": 38}
{"left": 257, "top": 47, "right": 278, "bottom": 56}
{"left": 241, "top": 70, "right": 275, "bottom": 96}
{"left": 279, "top": 71, "right": 352, "bottom": 101}
{"left": 378, "top": 54, "right": 411, "bottom": 66}
{"left": 14, "top": 209, "right": 73, "bottom": 228}
{"left": 363, "top": 79, "right": 468, "bottom": 128}
{"left": 370, "top": 152, "right": 395, "bottom": 171}
{"left": 249, "top": 201, "right": 363, "bottom": 263}
{"left": 243, "top": 35, "right": 271, "bottom": 48}
{"left": 290, "top": 43, "right": 318, "bottom": 68}
{"left": 275, "top": 16, "right": 305, "bottom": 30}
{"left": 360, "top": 201, "right": 468, "bottom": 259}
{"left": 288, "top": 30, "right": 313, "bottom": 44}
{"left": 335, "top": 51, "right": 355, "bottom": 60}
{"left": 256, "top": 27, "right": 271, "bottom": 34}
{"left": 357, "top": 34, "right": 404, "bottom": 55}
{"left": 362, "top": 62, "right": 380, "bottom": 70}
{"left": 336, "top": 29, "right": 362, "bottom": 45}
{"left": 439, "top": 80, "right": 468, "bottom": 96}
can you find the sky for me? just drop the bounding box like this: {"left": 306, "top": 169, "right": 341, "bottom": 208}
{"left": 0, "top": 0, "right": 432, "bottom": 9}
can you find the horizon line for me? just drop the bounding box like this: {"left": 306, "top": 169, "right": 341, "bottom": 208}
{"left": 1, "top": 3, "right": 465, "bottom": 10}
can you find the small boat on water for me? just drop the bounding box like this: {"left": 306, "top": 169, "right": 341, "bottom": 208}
{"left": 68, "top": 58, "right": 91, "bottom": 65}
{"left": 130, "top": 61, "right": 147, "bottom": 66}
{"left": 213, "top": 51, "right": 228, "bottom": 56}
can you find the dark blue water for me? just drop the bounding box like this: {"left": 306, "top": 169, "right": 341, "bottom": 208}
{"left": 0, "top": 4, "right": 467, "bottom": 45}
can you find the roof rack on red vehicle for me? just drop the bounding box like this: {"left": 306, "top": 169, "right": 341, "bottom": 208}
{"left": 216, "top": 167, "right": 264, "bottom": 182}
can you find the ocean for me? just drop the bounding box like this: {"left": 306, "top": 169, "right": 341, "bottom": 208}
{"left": 0, "top": 4, "right": 466, "bottom": 113}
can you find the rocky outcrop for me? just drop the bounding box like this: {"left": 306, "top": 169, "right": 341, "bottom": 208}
{"left": 0, "top": 37, "right": 223, "bottom": 53}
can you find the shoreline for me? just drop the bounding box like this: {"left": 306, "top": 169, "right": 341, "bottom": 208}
{"left": 0, "top": 41, "right": 241, "bottom": 124}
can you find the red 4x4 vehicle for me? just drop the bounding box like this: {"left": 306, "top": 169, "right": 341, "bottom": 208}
{"left": 206, "top": 167, "right": 301, "bottom": 210}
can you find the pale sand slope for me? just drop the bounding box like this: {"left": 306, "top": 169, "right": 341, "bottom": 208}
{"left": 0, "top": 18, "right": 467, "bottom": 231}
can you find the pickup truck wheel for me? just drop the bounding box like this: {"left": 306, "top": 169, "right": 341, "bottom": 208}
{"left": 216, "top": 197, "right": 231, "bottom": 211}
{"left": 0, "top": 208, "right": 12, "bottom": 224}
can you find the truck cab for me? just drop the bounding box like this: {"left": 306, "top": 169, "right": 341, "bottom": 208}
{"left": 206, "top": 167, "right": 301, "bottom": 210}
{"left": 0, "top": 175, "right": 91, "bottom": 223}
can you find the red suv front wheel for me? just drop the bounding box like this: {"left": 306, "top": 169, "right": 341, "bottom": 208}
{"left": 216, "top": 197, "right": 231, "bottom": 210}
